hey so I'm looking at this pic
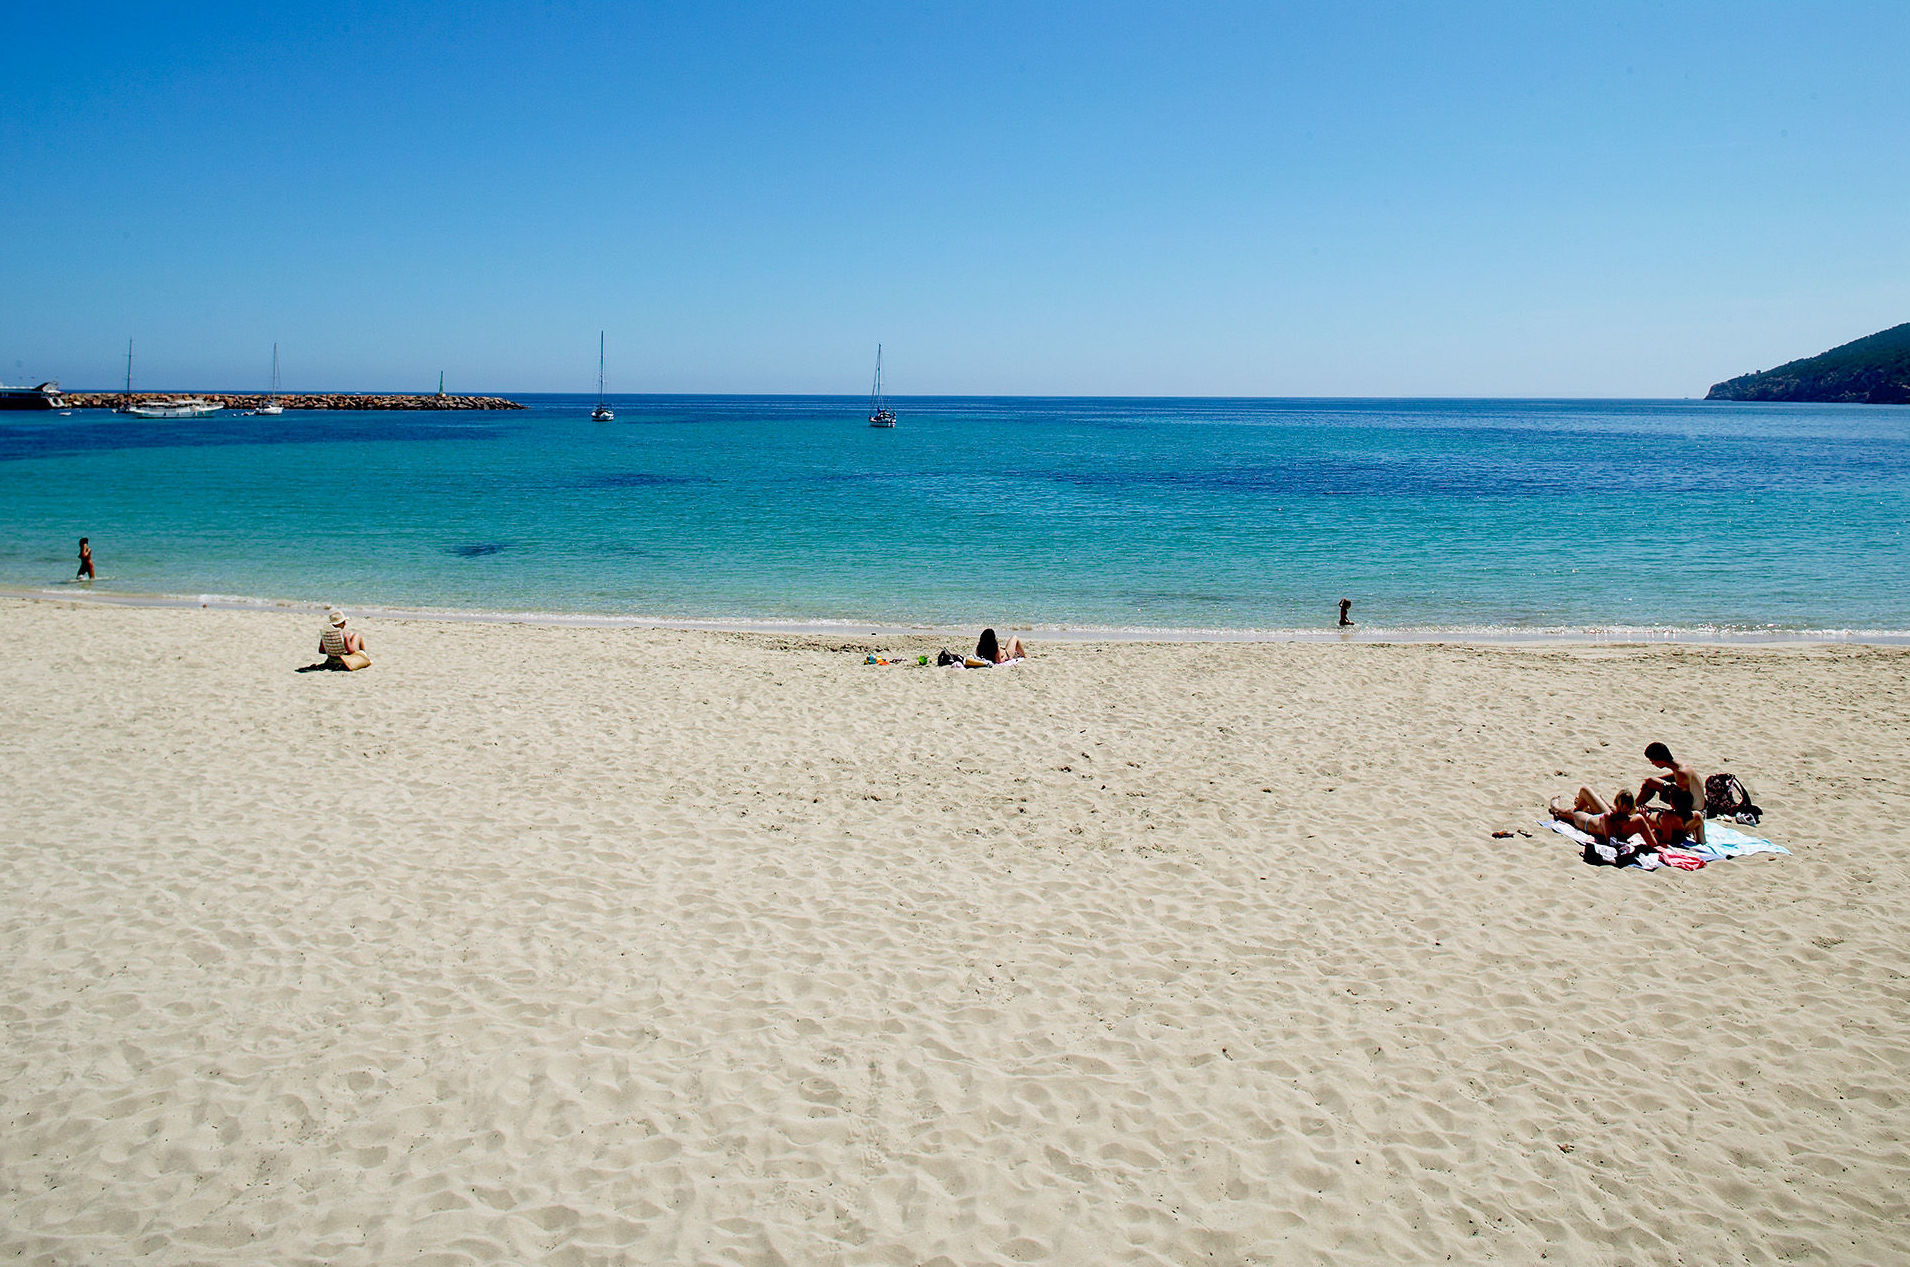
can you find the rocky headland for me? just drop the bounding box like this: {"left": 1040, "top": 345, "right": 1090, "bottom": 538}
{"left": 62, "top": 392, "right": 525, "bottom": 411}
{"left": 1706, "top": 321, "right": 1910, "bottom": 404}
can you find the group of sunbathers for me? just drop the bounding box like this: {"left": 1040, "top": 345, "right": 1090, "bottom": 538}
{"left": 1551, "top": 742, "right": 1704, "bottom": 864}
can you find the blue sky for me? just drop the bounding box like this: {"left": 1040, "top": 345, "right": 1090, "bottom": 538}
{"left": 3, "top": 2, "right": 1905, "bottom": 395}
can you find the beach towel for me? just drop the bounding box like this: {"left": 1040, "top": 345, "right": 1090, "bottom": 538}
{"left": 1544, "top": 819, "right": 1654, "bottom": 867}
{"left": 1687, "top": 822, "right": 1791, "bottom": 861}
{"left": 1541, "top": 818, "right": 1787, "bottom": 870}
{"left": 1543, "top": 818, "right": 1638, "bottom": 852}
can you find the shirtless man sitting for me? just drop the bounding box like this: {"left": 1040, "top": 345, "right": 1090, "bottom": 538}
{"left": 1636, "top": 742, "right": 1702, "bottom": 814}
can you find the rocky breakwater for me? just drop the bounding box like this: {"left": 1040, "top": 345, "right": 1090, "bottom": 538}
{"left": 62, "top": 392, "right": 525, "bottom": 411}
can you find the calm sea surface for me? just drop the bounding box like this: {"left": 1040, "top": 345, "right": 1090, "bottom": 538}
{"left": 2, "top": 395, "right": 1906, "bottom": 636}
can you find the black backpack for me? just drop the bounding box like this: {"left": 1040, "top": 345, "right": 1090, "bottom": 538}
{"left": 1704, "top": 773, "right": 1761, "bottom": 825}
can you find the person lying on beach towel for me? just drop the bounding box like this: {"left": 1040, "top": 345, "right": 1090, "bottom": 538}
{"left": 975, "top": 627, "right": 1027, "bottom": 665}
{"left": 1550, "top": 786, "right": 1660, "bottom": 863}
{"left": 1543, "top": 810, "right": 1787, "bottom": 870}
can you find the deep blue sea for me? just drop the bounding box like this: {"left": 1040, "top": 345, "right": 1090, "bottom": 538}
{"left": 2, "top": 395, "right": 1906, "bottom": 636}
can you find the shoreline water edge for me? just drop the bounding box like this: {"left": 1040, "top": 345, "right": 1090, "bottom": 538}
{"left": 11, "top": 587, "right": 1909, "bottom": 646}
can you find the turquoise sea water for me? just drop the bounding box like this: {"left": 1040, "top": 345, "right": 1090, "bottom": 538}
{"left": 2, "top": 396, "right": 1906, "bottom": 636}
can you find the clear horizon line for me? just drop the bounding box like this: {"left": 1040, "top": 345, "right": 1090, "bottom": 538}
{"left": 48, "top": 388, "right": 1745, "bottom": 403}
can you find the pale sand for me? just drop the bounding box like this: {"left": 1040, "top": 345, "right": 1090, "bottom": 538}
{"left": 2, "top": 598, "right": 1906, "bottom": 1265}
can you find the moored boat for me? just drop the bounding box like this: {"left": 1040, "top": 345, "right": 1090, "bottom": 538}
{"left": 125, "top": 397, "right": 223, "bottom": 419}
{"left": 251, "top": 344, "right": 285, "bottom": 414}
{"left": 0, "top": 381, "right": 66, "bottom": 410}
{"left": 110, "top": 338, "right": 222, "bottom": 416}
{"left": 868, "top": 344, "right": 896, "bottom": 427}
{"left": 591, "top": 331, "right": 614, "bottom": 421}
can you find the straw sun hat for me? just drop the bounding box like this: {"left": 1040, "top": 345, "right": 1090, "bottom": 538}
{"left": 327, "top": 608, "right": 348, "bottom": 626}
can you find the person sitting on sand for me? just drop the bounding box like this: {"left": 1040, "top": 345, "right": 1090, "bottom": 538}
{"left": 1550, "top": 787, "right": 1660, "bottom": 855}
{"left": 317, "top": 608, "right": 371, "bottom": 671}
{"left": 1637, "top": 742, "right": 1702, "bottom": 812}
{"left": 1648, "top": 784, "right": 1706, "bottom": 847}
{"left": 975, "top": 627, "right": 1027, "bottom": 665}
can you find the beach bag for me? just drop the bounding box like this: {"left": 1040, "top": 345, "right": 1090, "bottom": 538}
{"left": 1582, "top": 839, "right": 1622, "bottom": 867}
{"left": 1581, "top": 836, "right": 1644, "bottom": 868}
{"left": 1704, "top": 773, "right": 1761, "bottom": 825}
{"left": 935, "top": 648, "right": 959, "bottom": 667}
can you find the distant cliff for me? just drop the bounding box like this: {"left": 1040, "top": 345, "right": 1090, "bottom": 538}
{"left": 62, "top": 392, "right": 524, "bottom": 411}
{"left": 1706, "top": 322, "right": 1910, "bottom": 404}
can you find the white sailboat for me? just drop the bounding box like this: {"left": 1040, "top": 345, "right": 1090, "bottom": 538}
{"left": 116, "top": 338, "right": 222, "bottom": 418}
{"left": 126, "top": 397, "right": 223, "bottom": 419}
{"left": 113, "top": 338, "right": 134, "bottom": 413}
{"left": 591, "top": 332, "right": 614, "bottom": 421}
{"left": 253, "top": 344, "right": 284, "bottom": 414}
{"left": 868, "top": 344, "right": 896, "bottom": 428}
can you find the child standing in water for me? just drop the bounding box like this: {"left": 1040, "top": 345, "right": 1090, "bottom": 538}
{"left": 76, "top": 537, "right": 94, "bottom": 580}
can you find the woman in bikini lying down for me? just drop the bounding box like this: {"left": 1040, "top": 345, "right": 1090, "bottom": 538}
{"left": 1551, "top": 786, "right": 1661, "bottom": 860}
{"left": 971, "top": 627, "right": 1027, "bottom": 666}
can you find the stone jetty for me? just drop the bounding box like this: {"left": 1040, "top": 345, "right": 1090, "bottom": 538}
{"left": 61, "top": 392, "right": 525, "bottom": 411}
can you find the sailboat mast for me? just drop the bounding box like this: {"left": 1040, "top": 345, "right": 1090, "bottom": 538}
{"left": 124, "top": 338, "right": 133, "bottom": 406}
{"left": 865, "top": 343, "right": 896, "bottom": 426}
{"left": 271, "top": 343, "right": 280, "bottom": 396}
{"left": 598, "top": 331, "right": 606, "bottom": 404}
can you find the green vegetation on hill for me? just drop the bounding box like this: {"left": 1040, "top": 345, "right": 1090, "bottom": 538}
{"left": 1707, "top": 322, "right": 1910, "bottom": 404}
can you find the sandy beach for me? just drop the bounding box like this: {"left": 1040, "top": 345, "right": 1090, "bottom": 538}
{"left": 2, "top": 596, "right": 1906, "bottom": 1264}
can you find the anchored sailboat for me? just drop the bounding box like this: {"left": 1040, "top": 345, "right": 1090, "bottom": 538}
{"left": 592, "top": 332, "right": 614, "bottom": 421}
{"left": 252, "top": 344, "right": 284, "bottom": 414}
{"left": 125, "top": 397, "right": 222, "bottom": 419}
{"left": 115, "top": 338, "right": 133, "bottom": 413}
{"left": 117, "top": 337, "right": 221, "bottom": 418}
{"left": 868, "top": 344, "right": 896, "bottom": 428}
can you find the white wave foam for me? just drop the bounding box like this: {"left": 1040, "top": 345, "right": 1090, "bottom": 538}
{"left": 6, "top": 586, "right": 1907, "bottom": 646}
